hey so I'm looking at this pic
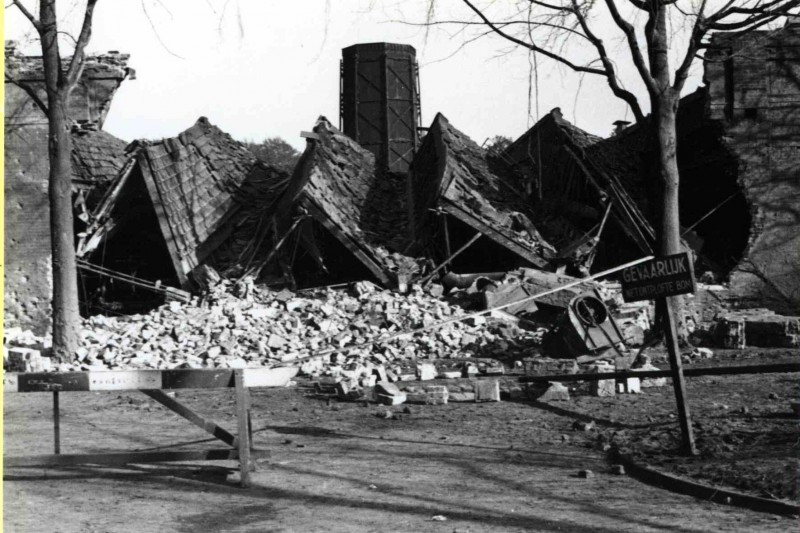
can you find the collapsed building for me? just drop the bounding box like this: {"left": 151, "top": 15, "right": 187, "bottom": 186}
{"left": 5, "top": 31, "right": 798, "bottom": 343}
{"left": 501, "top": 25, "right": 800, "bottom": 315}
{"left": 407, "top": 113, "right": 555, "bottom": 273}
{"left": 76, "top": 118, "right": 289, "bottom": 312}
{"left": 4, "top": 41, "right": 133, "bottom": 333}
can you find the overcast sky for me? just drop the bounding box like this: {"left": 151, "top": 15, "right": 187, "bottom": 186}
{"left": 5, "top": 1, "right": 705, "bottom": 150}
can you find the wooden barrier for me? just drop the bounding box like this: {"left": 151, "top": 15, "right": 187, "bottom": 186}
{"left": 3, "top": 367, "right": 298, "bottom": 487}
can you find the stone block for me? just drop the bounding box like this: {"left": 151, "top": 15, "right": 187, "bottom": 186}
{"left": 7, "top": 347, "right": 44, "bottom": 372}
{"left": 616, "top": 377, "right": 641, "bottom": 394}
{"left": 523, "top": 358, "right": 578, "bottom": 376}
{"left": 474, "top": 379, "right": 501, "bottom": 402}
{"left": 417, "top": 363, "right": 437, "bottom": 381}
{"left": 377, "top": 392, "right": 407, "bottom": 406}
{"left": 589, "top": 362, "right": 615, "bottom": 397}
{"left": 425, "top": 385, "right": 449, "bottom": 405}
{"left": 449, "top": 392, "right": 476, "bottom": 402}
{"left": 633, "top": 363, "right": 667, "bottom": 388}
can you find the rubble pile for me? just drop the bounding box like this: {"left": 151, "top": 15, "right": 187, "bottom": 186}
{"left": 4, "top": 281, "right": 545, "bottom": 374}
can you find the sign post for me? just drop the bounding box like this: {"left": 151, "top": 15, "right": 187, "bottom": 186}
{"left": 622, "top": 252, "right": 698, "bottom": 456}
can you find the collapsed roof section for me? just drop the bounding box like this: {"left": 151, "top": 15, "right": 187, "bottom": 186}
{"left": 501, "top": 108, "right": 655, "bottom": 268}
{"left": 408, "top": 113, "right": 555, "bottom": 270}
{"left": 79, "top": 117, "right": 288, "bottom": 287}
{"left": 71, "top": 128, "right": 128, "bottom": 188}
{"left": 263, "top": 117, "right": 416, "bottom": 286}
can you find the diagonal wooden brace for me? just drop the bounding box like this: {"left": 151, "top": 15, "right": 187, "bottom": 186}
{"left": 141, "top": 389, "right": 238, "bottom": 447}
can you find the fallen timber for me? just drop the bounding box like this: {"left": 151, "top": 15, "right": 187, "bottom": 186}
{"left": 518, "top": 362, "right": 800, "bottom": 384}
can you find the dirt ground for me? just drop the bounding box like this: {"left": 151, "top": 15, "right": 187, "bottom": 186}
{"left": 4, "top": 351, "right": 798, "bottom": 533}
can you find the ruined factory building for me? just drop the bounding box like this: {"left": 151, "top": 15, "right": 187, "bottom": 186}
{"left": 408, "top": 113, "right": 555, "bottom": 273}
{"left": 78, "top": 118, "right": 289, "bottom": 298}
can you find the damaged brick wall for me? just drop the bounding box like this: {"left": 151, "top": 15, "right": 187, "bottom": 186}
{"left": 4, "top": 42, "right": 131, "bottom": 333}
{"left": 705, "top": 25, "right": 800, "bottom": 313}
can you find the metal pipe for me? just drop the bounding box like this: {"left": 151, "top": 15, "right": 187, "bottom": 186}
{"left": 441, "top": 272, "right": 506, "bottom": 289}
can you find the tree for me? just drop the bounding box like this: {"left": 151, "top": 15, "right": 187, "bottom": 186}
{"left": 243, "top": 137, "right": 301, "bottom": 173}
{"left": 6, "top": 0, "right": 100, "bottom": 360}
{"left": 424, "top": 0, "right": 797, "bottom": 322}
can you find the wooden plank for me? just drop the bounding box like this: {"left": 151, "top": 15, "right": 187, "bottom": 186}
{"left": 4, "top": 449, "right": 240, "bottom": 468}
{"left": 161, "top": 369, "right": 235, "bottom": 390}
{"left": 6, "top": 368, "right": 303, "bottom": 393}
{"left": 88, "top": 370, "right": 163, "bottom": 391}
{"left": 235, "top": 370, "right": 252, "bottom": 488}
{"left": 17, "top": 372, "right": 90, "bottom": 392}
{"left": 442, "top": 203, "right": 549, "bottom": 268}
{"left": 663, "top": 297, "right": 697, "bottom": 455}
{"left": 141, "top": 390, "right": 237, "bottom": 447}
{"left": 241, "top": 367, "right": 299, "bottom": 388}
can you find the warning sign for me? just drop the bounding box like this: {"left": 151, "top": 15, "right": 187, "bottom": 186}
{"left": 621, "top": 252, "right": 696, "bottom": 302}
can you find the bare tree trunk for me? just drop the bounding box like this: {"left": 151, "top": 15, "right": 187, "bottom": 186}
{"left": 47, "top": 96, "right": 81, "bottom": 360}
{"left": 654, "top": 99, "right": 681, "bottom": 257}
{"left": 647, "top": 3, "right": 688, "bottom": 340}
{"left": 39, "top": 0, "right": 81, "bottom": 361}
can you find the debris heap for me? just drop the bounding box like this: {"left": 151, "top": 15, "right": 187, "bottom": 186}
{"left": 4, "top": 281, "right": 544, "bottom": 374}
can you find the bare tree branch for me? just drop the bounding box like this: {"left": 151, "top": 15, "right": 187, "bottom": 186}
{"left": 392, "top": 18, "right": 591, "bottom": 41}
{"left": 11, "top": 0, "right": 40, "bottom": 31}
{"left": 570, "top": 0, "right": 646, "bottom": 121}
{"left": 4, "top": 73, "right": 49, "bottom": 114}
{"left": 672, "top": 0, "right": 709, "bottom": 93}
{"left": 461, "top": 0, "right": 607, "bottom": 75}
{"left": 604, "top": 0, "right": 658, "bottom": 95}
{"left": 64, "top": 0, "right": 98, "bottom": 89}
